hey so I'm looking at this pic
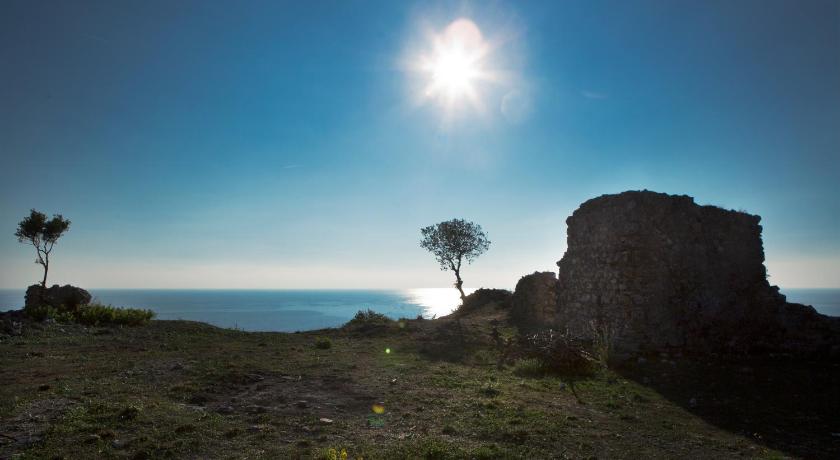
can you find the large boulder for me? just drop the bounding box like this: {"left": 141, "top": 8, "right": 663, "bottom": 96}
{"left": 25, "top": 284, "right": 92, "bottom": 313}
{"left": 523, "top": 190, "right": 840, "bottom": 355}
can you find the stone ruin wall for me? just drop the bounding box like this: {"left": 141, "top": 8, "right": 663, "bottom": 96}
{"left": 513, "top": 190, "right": 840, "bottom": 354}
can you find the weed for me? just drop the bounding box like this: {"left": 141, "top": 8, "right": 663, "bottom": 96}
{"left": 512, "top": 358, "right": 547, "bottom": 377}
{"left": 590, "top": 320, "right": 618, "bottom": 368}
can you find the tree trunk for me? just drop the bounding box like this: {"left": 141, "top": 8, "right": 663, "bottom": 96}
{"left": 454, "top": 269, "right": 465, "bottom": 302}
{"left": 41, "top": 257, "right": 48, "bottom": 287}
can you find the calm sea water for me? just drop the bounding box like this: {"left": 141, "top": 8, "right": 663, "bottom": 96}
{"left": 0, "top": 288, "right": 473, "bottom": 332}
{"left": 0, "top": 287, "right": 837, "bottom": 332}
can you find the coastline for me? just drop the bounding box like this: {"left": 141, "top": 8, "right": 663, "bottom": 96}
{"left": 2, "top": 288, "right": 837, "bottom": 333}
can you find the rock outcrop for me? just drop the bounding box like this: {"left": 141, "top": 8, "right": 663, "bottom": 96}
{"left": 25, "top": 284, "right": 92, "bottom": 313}
{"left": 514, "top": 190, "right": 840, "bottom": 355}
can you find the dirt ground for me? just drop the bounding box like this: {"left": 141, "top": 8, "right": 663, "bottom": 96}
{"left": 1, "top": 304, "right": 838, "bottom": 459}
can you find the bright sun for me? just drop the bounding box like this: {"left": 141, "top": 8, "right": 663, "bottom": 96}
{"left": 431, "top": 43, "right": 479, "bottom": 98}
{"left": 414, "top": 18, "right": 491, "bottom": 112}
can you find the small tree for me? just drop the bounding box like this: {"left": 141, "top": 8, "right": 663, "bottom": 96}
{"left": 420, "top": 218, "right": 490, "bottom": 301}
{"left": 15, "top": 209, "right": 71, "bottom": 287}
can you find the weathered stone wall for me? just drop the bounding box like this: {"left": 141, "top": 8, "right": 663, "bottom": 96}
{"left": 548, "top": 190, "right": 839, "bottom": 354}
{"left": 511, "top": 272, "right": 558, "bottom": 329}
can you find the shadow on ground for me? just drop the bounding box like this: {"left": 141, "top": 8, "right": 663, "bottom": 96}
{"left": 614, "top": 354, "right": 840, "bottom": 459}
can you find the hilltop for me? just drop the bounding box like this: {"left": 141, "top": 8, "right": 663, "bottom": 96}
{"left": 1, "top": 303, "right": 838, "bottom": 459}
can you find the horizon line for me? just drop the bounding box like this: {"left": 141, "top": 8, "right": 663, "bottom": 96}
{"left": 1, "top": 285, "right": 838, "bottom": 290}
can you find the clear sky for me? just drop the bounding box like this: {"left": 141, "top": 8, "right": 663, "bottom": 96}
{"left": 1, "top": 0, "right": 838, "bottom": 289}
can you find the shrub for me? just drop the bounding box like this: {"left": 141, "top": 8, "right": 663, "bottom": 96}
{"left": 75, "top": 303, "right": 155, "bottom": 327}
{"left": 54, "top": 310, "right": 76, "bottom": 324}
{"left": 315, "top": 337, "right": 332, "bottom": 349}
{"left": 23, "top": 304, "right": 57, "bottom": 322}
{"left": 23, "top": 301, "right": 154, "bottom": 326}
{"left": 519, "top": 329, "right": 596, "bottom": 375}
{"left": 343, "top": 309, "right": 393, "bottom": 333}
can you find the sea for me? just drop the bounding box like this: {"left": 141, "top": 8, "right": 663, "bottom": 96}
{"left": 0, "top": 288, "right": 475, "bottom": 332}
{"left": 0, "top": 288, "right": 837, "bottom": 332}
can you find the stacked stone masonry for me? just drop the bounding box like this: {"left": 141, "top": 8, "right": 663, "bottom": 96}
{"left": 513, "top": 190, "right": 840, "bottom": 355}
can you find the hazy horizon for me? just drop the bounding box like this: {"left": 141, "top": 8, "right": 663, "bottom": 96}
{"left": 2, "top": 1, "right": 839, "bottom": 289}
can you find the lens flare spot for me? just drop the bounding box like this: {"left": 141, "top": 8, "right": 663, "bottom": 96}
{"left": 385, "top": 347, "right": 391, "bottom": 354}
{"left": 372, "top": 403, "right": 385, "bottom": 414}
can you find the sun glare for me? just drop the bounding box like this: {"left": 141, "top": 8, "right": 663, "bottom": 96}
{"left": 432, "top": 47, "right": 477, "bottom": 97}
{"left": 410, "top": 18, "right": 494, "bottom": 114}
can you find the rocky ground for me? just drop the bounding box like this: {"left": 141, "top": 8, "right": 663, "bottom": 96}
{"left": 1, "top": 303, "right": 839, "bottom": 459}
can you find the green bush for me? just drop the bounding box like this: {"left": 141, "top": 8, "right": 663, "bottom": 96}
{"left": 343, "top": 309, "right": 393, "bottom": 331}
{"left": 23, "top": 304, "right": 57, "bottom": 321}
{"left": 75, "top": 303, "right": 155, "bottom": 326}
{"left": 315, "top": 337, "right": 332, "bottom": 349}
{"left": 54, "top": 310, "right": 76, "bottom": 324}
{"left": 23, "top": 301, "right": 154, "bottom": 327}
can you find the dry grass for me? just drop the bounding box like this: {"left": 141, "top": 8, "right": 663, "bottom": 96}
{"left": 1, "top": 310, "right": 835, "bottom": 459}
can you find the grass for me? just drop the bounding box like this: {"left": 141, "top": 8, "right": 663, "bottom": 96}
{"left": 512, "top": 358, "right": 547, "bottom": 377}
{"left": 0, "top": 307, "right": 837, "bottom": 459}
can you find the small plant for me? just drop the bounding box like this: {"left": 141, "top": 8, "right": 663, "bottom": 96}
{"left": 590, "top": 320, "right": 618, "bottom": 368}
{"left": 315, "top": 337, "right": 332, "bottom": 349}
{"left": 479, "top": 380, "right": 501, "bottom": 398}
{"left": 118, "top": 404, "right": 141, "bottom": 420}
{"left": 320, "top": 447, "right": 354, "bottom": 460}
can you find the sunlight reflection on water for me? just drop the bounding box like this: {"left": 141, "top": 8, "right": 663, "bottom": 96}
{"left": 407, "top": 287, "right": 477, "bottom": 319}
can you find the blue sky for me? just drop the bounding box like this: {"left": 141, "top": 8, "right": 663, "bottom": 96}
{"left": 1, "top": 0, "right": 838, "bottom": 289}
